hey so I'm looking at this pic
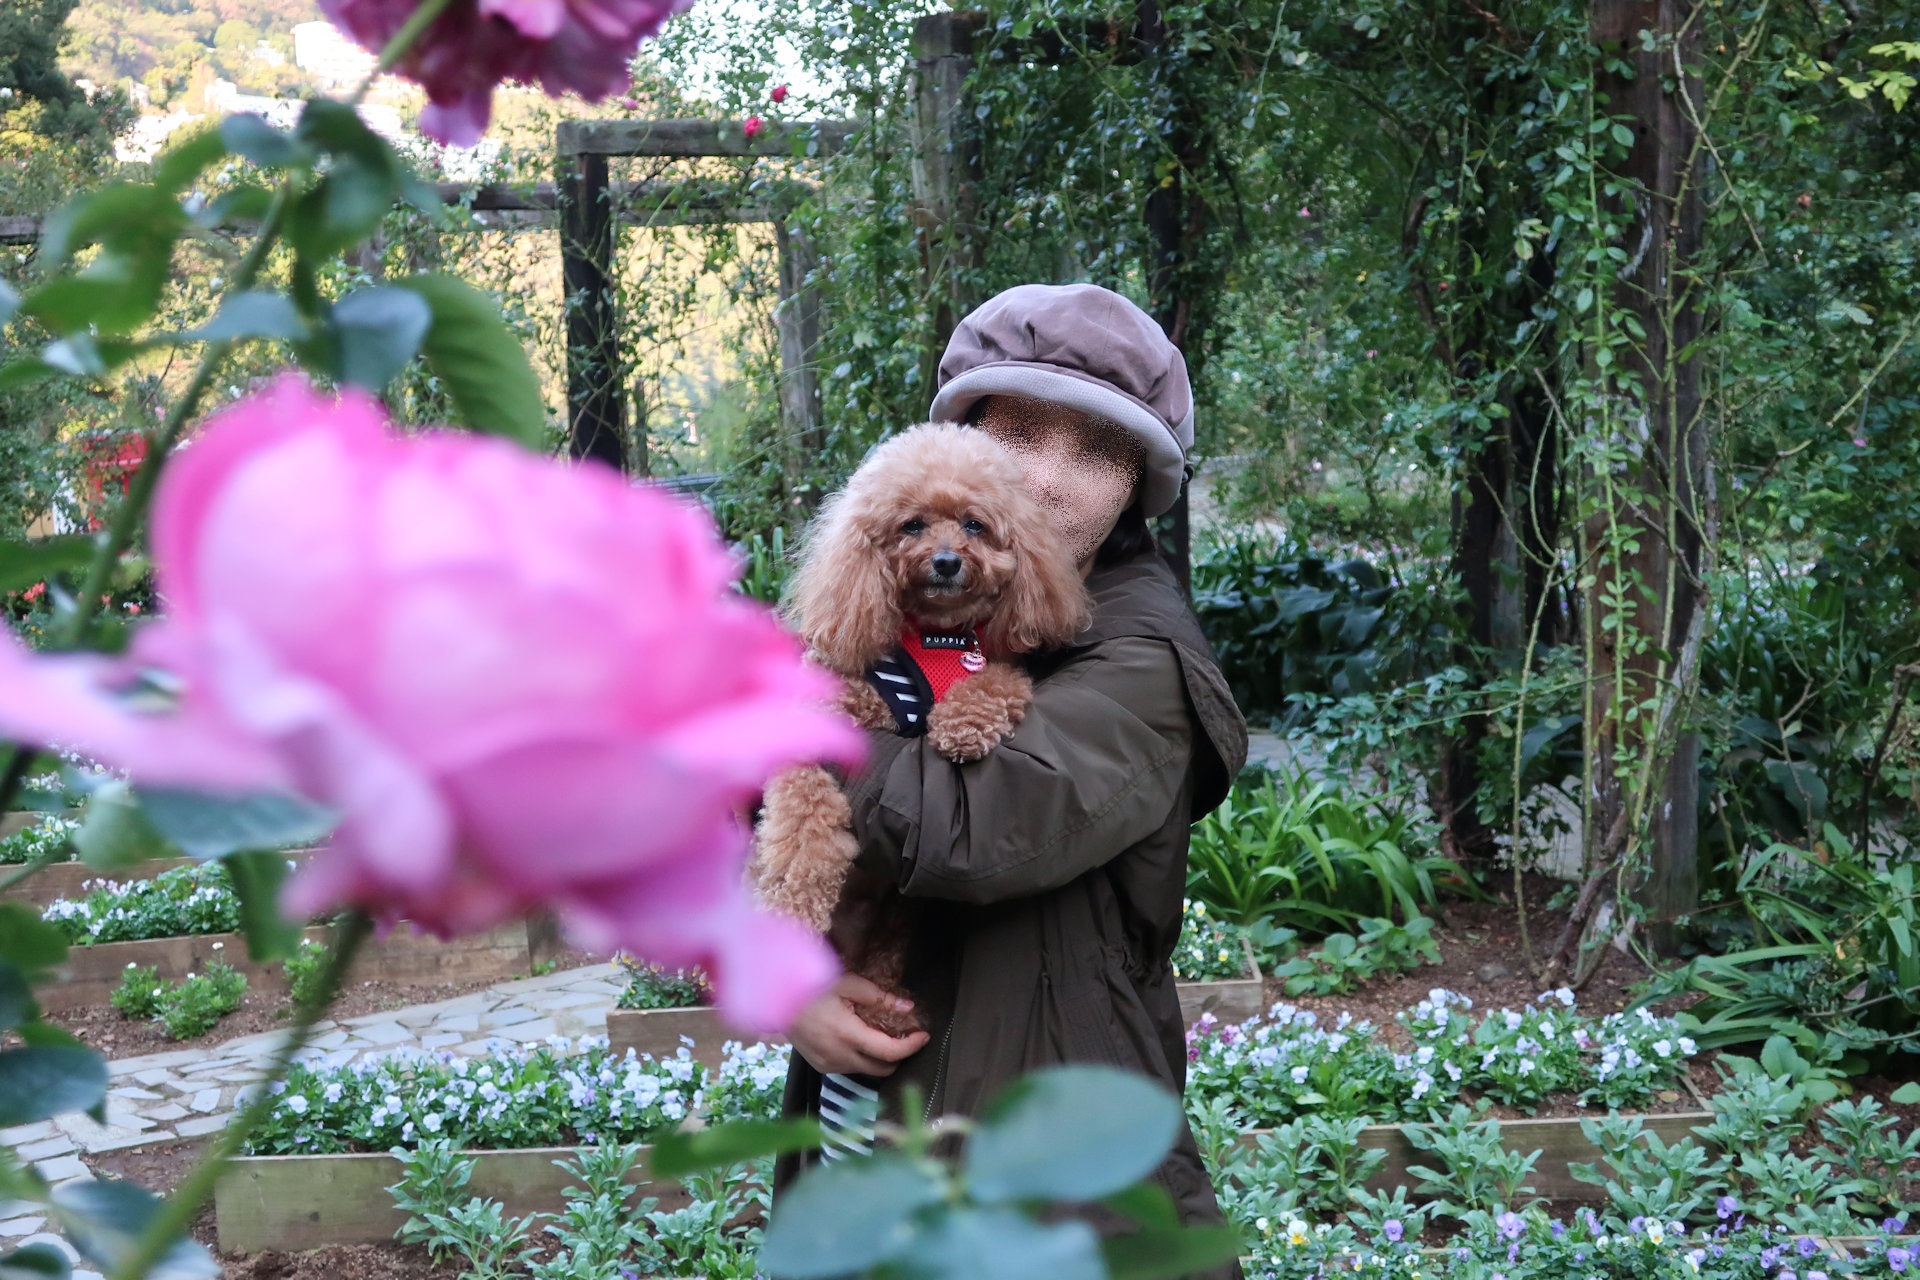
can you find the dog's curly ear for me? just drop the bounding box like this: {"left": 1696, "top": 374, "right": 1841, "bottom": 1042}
{"left": 787, "top": 492, "right": 903, "bottom": 676}
{"left": 982, "top": 492, "right": 1092, "bottom": 657}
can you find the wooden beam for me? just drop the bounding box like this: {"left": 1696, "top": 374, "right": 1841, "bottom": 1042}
{"left": 556, "top": 118, "right": 857, "bottom": 159}
{"left": 431, "top": 179, "right": 815, "bottom": 226}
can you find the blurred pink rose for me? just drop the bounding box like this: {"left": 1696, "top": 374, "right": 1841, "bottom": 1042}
{"left": 0, "top": 379, "right": 859, "bottom": 1033}
{"left": 769, "top": 84, "right": 787, "bottom": 104}
{"left": 743, "top": 115, "right": 764, "bottom": 140}
{"left": 322, "top": 0, "right": 693, "bottom": 145}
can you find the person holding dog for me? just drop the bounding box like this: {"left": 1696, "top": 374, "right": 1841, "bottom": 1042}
{"left": 775, "top": 283, "right": 1249, "bottom": 1273}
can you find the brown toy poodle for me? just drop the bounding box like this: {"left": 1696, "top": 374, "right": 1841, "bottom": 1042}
{"left": 750, "top": 422, "right": 1091, "bottom": 1035}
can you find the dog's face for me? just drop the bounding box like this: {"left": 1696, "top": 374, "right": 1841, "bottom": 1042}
{"left": 789, "top": 423, "right": 1091, "bottom": 674}
{"left": 879, "top": 488, "right": 1020, "bottom": 631}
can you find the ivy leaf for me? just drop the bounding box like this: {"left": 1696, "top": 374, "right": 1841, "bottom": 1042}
{"left": 135, "top": 787, "right": 335, "bottom": 860}
{"left": 648, "top": 1117, "right": 820, "bottom": 1179}
{"left": 190, "top": 291, "right": 305, "bottom": 343}
{"left": 0, "top": 904, "right": 68, "bottom": 977}
{"left": 73, "top": 781, "right": 170, "bottom": 872}
{"left": 1101, "top": 1222, "right": 1243, "bottom": 1280}
{"left": 50, "top": 1179, "right": 218, "bottom": 1280}
{"left": 392, "top": 274, "right": 547, "bottom": 447}
{"left": 223, "top": 850, "right": 303, "bottom": 962}
{"left": 0, "top": 1243, "right": 73, "bottom": 1280}
{"left": 219, "top": 114, "right": 303, "bottom": 169}
{"left": 758, "top": 1153, "right": 943, "bottom": 1277}
{"left": 320, "top": 286, "right": 432, "bottom": 392}
{"left": 0, "top": 534, "right": 93, "bottom": 595}
{"left": 966, "top": 1065, "right": 1180, "bottom": 1203}
{"left": 0, "top": 1047, "right": 108, "bottom": 1127}
{"left": 898, "top": 1206, "right": 1104, "bottom": 1280}
{"left": 0, "top": 963, "right": 35, "bottom": 1034}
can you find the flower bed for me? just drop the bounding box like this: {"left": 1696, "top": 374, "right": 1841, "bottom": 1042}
{"left": 1243, "top": 1212, "right": 1919, "bottom": 1279}
{"left": 1187, "top": 989, "right": 1698, "bottom": 1126}
{"left": 216, "top": 1038, "right": 790, "bottom": 1251}
{"left": 243, "top": 1037, "right": 789, "bottom": 1155}
{"left": 36, "top": 919, "right": 543, "bottom": 1012}
{"left": 42, "top": 861, "right": 247, "bottom": 944}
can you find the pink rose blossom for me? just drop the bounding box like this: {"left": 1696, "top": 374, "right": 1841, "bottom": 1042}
{"left": 743, "top": 115, "right": 764, "bottom": 140}
{"left": 321, "top": 0, "right": 693, "bottom": 145}
{"left": 770, "top": 84, "right": 788, "bottom": 104}
{"left": 0, "top": 378, "right": 859, "bottom": 1033}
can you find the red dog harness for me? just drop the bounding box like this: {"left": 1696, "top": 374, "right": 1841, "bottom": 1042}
{"left": 864, "top": 623, "right": 986, "bottom": 735}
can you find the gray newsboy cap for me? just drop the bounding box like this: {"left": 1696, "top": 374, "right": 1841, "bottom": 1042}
{"left": 928, "top": 283, "right": 1194, "bottom": 518}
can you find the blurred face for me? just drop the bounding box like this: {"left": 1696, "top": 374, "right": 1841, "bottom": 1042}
{"left": 972, "top": 397, "right": 1143, "bottom": 571}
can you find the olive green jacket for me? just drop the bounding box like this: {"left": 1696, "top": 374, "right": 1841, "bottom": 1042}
{"left": 774, "top": 549, "right": 1249, "bottom": 1278}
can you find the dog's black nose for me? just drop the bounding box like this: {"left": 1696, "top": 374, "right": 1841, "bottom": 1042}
{"left": 931, "top": 550, "right": 963, "bottom": 579}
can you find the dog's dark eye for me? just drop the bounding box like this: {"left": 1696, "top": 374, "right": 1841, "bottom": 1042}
{"left": 962, "top": 519, "right": 987, "bottom": 537}
{"left": 900, "top": 518, "right": 926, "bottom": 536}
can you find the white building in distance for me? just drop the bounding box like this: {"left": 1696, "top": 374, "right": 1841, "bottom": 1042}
{"left": 292, "top": 22, "right": 377, "bottom": 88}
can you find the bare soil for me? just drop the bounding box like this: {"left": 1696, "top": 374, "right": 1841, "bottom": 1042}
{"left": 52, "top": 949, "right": 610, "bottom": 1061}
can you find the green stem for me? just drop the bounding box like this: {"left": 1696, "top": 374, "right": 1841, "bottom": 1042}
{"left": 107, "top": 913, "right": 372, "bottom": 1280}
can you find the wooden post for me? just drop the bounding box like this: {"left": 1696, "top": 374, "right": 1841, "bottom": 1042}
{"left": 1582, "top": 0, "right": 1707, "bottom": 958}
{"left": 559, "top": 148, "right": 627, "bottom": 471}
{"left": 774, "top": 218, "right": 825, "bottom": 522}
{"left": 911, "top": 11, "right": 984, "bottom": 389}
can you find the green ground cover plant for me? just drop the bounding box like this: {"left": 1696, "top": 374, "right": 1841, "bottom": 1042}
{"left": 390, "top": 1142, "right": 767, "bottom": 1280}
{"left": 1211, "top": 1050, "right": 1920, "bottom": 1278}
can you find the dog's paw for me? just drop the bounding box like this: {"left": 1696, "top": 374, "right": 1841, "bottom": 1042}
{"left": 836, "top": 678, "right": 895, "bottom": 731}
{"left": 926, "top": 666, "right": 1030, "bottom": 762}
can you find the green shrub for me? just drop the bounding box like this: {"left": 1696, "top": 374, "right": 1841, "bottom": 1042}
{"left": 110, "top": 963, "right": 166, "bottom": 1020}
{"left": 615, "top": 956, "right": 710, "bottom": 1010}
{"left": 157, "top": 960, "right": 246, "bottom": 1040}
{"left": 282, "top": 939, "right": 329, "bottom": 1009}
{"left": 1187, "top": 764, "right": 1458, "bottom": 931}
{"left": 1190, "top": 532, "right": 1450, "bottom": 727}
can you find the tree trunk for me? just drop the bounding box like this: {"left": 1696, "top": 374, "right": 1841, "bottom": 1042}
{"left": 1580, "top": 0, "right": 1708, "bottom": 960}
{"left": 1135, "top": 0, "right": 1210, "bottom": 593}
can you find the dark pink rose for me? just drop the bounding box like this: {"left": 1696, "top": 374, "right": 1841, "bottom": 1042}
{"left": 743, "top": 115, "right": 764, "bottom": 140}
{"left": 770, "top": 84, "right": 787, "bottom": 104}
{"left": 0, "top": 379, "right": 859, "bottom": 1033}
{"left": 322, "top": 0, "right": 694, "bottom": 145}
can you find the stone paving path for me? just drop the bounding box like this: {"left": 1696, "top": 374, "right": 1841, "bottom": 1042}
{"left": 0, "top": 960, "right": 627, "bottom": 1275}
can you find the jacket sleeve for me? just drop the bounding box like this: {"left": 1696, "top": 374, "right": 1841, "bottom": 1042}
{"left": 844, "top": 635, "right": 1193, "bottom": 903}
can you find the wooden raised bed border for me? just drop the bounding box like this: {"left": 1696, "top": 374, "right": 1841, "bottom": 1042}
{"left": 216, "top": 1144, "right": 694, "bottom": 1253}
{"left": 606, "top": 972, "right": 1266, "bottom": 1067}
{"left": 215, "top": 1109, "right": 1713, "bottom": 1253}
{"left": 41, "top": 918, "right": 554, "bottom": 1011}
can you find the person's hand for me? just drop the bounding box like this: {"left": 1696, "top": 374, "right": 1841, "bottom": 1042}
{"left": 788, "top": 974, "right": 931, "bottom": 1076}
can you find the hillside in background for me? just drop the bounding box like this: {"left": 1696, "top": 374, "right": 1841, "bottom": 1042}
{"left": 61, "top": 0, "right": 317, "bottom": 104}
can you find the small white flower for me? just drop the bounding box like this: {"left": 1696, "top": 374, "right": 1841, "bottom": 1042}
{"left": 286, "top": 1094, "right": 309, "bottom": 1115}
